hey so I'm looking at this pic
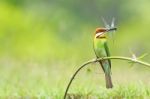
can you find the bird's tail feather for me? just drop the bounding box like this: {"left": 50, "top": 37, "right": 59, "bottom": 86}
{"left": 105, "top": 74, "right": 113, "bottom": 88}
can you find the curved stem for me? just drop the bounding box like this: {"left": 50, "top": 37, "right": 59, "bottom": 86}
{"left": 99, "top": 56, "right": 150, "bottom": 67}
{"left": 63, "top": 60, "right": 95, "bottom": 99}
{"left": 63, "top": 56, "right": 150, "bottom": 99}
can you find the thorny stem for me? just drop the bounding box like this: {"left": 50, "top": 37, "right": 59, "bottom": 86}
{"left": 63, "top": 56, "right": 150, "bottom": 99}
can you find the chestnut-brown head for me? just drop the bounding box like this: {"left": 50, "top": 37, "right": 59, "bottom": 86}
{"left": 95, "top": 27, "right": 117, "bottom": 38}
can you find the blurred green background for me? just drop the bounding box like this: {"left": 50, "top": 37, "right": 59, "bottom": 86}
{"left": 0, "top": 0, "right": 150, "bottom": 98}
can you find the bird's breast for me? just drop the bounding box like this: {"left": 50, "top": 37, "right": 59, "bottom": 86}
{"left": 94, "top": 38, "right": 107, "bottom": 57}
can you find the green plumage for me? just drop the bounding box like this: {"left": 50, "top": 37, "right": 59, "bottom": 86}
{"left": 93, "top": 36, "right": 113, "bottom": 88}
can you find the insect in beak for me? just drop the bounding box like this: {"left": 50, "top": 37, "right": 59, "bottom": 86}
{"left": 107, "top": 27, "right": 117, "bottom": 32}
{"left": 102, "top": 17, "right": 117, "bottom": 34}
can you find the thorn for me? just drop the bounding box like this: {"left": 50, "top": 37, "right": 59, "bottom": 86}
{"left": 132, "top": 54, "right": 137, "bottom": 60}
{"left": 129, "top": 48, "right": 136, "bottom": 59}
{"left": 138, "top": 53, "right": 149, "bottom": 60}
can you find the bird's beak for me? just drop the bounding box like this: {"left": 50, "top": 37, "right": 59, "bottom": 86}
{"left": 107, "top": 27, "right": 117, "bottom": 32}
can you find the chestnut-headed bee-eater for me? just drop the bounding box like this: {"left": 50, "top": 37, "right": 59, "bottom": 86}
{"left": 93, "top": 20, "right": 117, "bottom": 88}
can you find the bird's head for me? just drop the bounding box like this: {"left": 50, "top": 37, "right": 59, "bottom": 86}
{"left": 95, "top": 27, "right": 117, "bottom": 38}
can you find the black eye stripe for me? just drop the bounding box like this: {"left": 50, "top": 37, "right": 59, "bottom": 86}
{"left": 96, "top": 36, "right": 106, "bottom": 39}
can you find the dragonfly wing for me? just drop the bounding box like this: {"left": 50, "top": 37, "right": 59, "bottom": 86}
{"left": 102, "top": 17, "right": 110, "bottom": 28}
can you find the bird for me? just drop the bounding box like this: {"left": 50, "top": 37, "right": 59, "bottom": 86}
{"left": 93, "top": 24, "right": 117, "bottom": 88}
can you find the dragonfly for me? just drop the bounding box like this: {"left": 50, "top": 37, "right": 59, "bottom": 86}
{"left": 102, "top": 17, "right": 117, "bottom": 40}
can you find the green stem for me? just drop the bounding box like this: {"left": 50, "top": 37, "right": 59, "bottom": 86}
{"left": 63, "top": 56, "right": 150, "bottom": 99}
{"left": 98, "top": 56, "right": 150, "bottom": 67}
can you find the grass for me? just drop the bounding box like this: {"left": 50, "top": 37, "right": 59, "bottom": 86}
{"left": 66, "top": 84, "right": 150, "bottom": 99}
{"left": 0, "top": 84, "right": 150, "bottom": 98}
{"left": 0, "top": 58, "right": 150, "bottom": 99}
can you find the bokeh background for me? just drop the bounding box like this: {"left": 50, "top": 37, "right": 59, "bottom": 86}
{"left": 0, "top": 0, "right": 150, "bottom": 98}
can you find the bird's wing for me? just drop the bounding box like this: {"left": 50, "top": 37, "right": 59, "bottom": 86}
{"left": 93, "top": 40, "right": 106, "bottom": 72}
{"left": 104, "top": 42, "right": 111, "bottom": 68}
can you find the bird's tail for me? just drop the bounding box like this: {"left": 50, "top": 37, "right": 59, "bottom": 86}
{"left": 105, "top": 73, "right": 113, "bottom": 88}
